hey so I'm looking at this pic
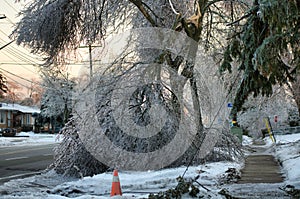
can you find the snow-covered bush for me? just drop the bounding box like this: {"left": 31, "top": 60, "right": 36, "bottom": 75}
{"left": 203, "top": 129, "right": 243, "bottom": 163}
{"left": 287, "top": 109, "right": 300, "bottom": 127}
{"left": 238, "top": 86, "right": 298, "bottom": 137}
{"left": 51, "top": 118, "right": 108, "bottom": 178}
{"left": 168, "top": 127, "right": 243, "bottom": 170}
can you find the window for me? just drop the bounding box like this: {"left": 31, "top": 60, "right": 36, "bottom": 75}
{"left": 25, "top": 114, "right": 31, "bottom": 125}
{"left": 0, "top": 111, "right": 6, "bottom": 124}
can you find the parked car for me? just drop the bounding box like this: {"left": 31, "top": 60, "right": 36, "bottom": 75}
{"left": 0, "top": 128, "right": 17, "bottom": 137}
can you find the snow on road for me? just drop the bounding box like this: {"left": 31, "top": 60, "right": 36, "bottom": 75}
{"left": 0, "top": 132, "right": 61, "bottom": 147}
{"left": 0, "top": 132, "right": 299, "bottom": 198}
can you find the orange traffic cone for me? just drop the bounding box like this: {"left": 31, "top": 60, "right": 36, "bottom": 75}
{"left": 110, "top": 169, "right": 122, "bottom": 196}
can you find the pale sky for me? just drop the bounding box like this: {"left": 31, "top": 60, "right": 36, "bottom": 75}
{"left": 0, "top": 0, "right": 39, "bottom": 93}
{"left": 0, "top": 0, "right": 86, "bottom": 95}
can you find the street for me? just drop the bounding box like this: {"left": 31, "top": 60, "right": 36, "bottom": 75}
{"left": 0, "top": 143, "right": 56, "bottom": 184}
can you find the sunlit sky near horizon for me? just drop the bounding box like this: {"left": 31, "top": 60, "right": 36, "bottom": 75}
{"left": 0, "top": 0, "right": 40, "bottom": 95}
{"left": 0, "top": 0, "right": 86, "bottom": 95}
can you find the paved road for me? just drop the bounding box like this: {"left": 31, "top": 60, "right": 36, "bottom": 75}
{"left": 0, "top": 144, "right": 57, "bottom": 184}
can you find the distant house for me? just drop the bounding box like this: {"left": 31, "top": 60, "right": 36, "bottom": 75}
{"left": 0, "top": 103, "right": 40, "bottom": 132}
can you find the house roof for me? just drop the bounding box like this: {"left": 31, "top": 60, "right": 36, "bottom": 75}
{"left": 0, "top": 103, "right": 40, "bottom": 114}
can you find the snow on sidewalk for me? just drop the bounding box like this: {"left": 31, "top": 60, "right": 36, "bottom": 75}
{"left": 269, "top": 133, "right": 300, "bottom": 185}
{"left": 223, "top": 133, "right": 300, "bottom": 198}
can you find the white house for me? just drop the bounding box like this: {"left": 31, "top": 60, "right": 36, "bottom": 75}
{"left": 0, "top": 103, "right": 40, "bottom": 132}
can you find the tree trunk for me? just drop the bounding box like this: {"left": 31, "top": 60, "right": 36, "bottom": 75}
{"left": 190, "top": 75, "right": 204, "bottom": 133}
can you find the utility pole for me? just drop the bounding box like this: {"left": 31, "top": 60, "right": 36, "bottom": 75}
{"left": 79, "top": 44, "right": 101, "bottom": 81}
{"left": 0, "top": 14, "right": 6, "bottom": 19}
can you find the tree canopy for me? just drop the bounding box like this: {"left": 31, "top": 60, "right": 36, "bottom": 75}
{"left": 11, "top": 0, "right": 246, "bottom": 64}
{"left": 12, "top": 0, "right": 300, "bottom": 118}
{"left": 40, "top": 68, "right": 74, "bottom": 125}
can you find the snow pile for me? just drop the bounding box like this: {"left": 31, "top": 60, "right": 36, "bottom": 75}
{"left": 242, "top": 135, "right": 253, "bottom": 146}
{"left": 270, "top": 133, "right": 300, "bottom": 185}
{"left": 0, "top": 162, "right": 241, "bottom": 199}
{"left": 0, "top": 132, "right": 61, "bottom": 147}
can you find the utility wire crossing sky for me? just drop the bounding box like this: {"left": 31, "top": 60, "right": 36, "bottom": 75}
{"left": 0, "top": 0, "right": 85, "bottom": 93}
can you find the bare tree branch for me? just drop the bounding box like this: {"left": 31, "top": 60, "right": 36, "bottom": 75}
{"left": 168, "top": 0, "right": 179, "bottom": 15}
{"left": 129, "top": 0, "right": 158, "bottom": 27}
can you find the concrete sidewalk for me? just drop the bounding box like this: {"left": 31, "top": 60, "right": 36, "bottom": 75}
{"left": 238, "top": 139, "right": 284, "bottom": 184}
{"left": 223, "top": 138, "right": 291, "bottom": 198}
{"left": 238, "top": 155, "right": 284, "bottom": 183}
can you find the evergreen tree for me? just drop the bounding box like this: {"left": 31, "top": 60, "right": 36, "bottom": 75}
{"left": 221, "top": 0, "right": 300, "bottom": 118}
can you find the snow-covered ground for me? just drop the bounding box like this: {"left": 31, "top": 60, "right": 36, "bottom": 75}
{"left": 223, "top": 133, "right": 300, "bottom": 198}
{"left": 0, "top": 132, "right": 61, "bottom": 147}
{"left": 266, "top": 133, "right": 300, "bottom": 185}
{"left": 0, "top": 132, "right": 299, "bottom": 198}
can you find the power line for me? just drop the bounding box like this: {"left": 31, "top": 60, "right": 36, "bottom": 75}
{"left": 2, "top": 16, "right": 14, "bottom": 25}
{"left": 0, "top": 3, "right": 44, "bottom": 93}
{"left": 0, "top": 62, "right": 40, "bottom": 65}
{"left": 0, "top": 67, "right": 37, "bottom": 85}
{"left": 4, "top": 73, "right": 33, "bottom": 90}
{"left": 0, "top": 40, "right": 13, "bottom": 50}
{"left": 0, "top": 67, "right": 71, "bottom": 92}
{"left": 0, "top": 44, "right": 40, "bottom": 68}
{"left": 0, "top": 30, "right": 42, "bottom": 62}
{"left": 0, "top": 16, "right": 40, "bottom": 65}
{"left": 0, "top": 48, "right": 39, "bottom": 74}
{"left": 0, "top": 36, "right": 42, "bottom": 75}
{"left": 4, "top": 0, "right": 19, "bottom": 13}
